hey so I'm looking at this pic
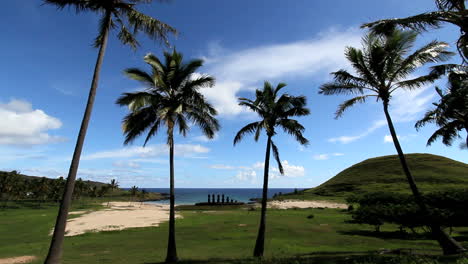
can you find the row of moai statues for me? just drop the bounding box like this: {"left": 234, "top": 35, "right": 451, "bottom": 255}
{"left": 207, "top": 194, "right": 238, "bottom": 204}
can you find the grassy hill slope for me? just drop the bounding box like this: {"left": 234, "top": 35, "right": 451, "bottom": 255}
{"left": 280, "top": 153, "right": 468, "bottom": 201}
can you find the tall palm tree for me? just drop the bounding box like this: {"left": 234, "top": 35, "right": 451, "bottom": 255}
{"left": 416, "top": 65, "right": 468, "bottom": 147}
{"left": 362, "top": 0, "right": 468, "bottom": 63}
{"left": 234, "top": 82, "right": 309, "bottom": 257}
{"left": 319, "top": 29, "right": 465, "bottom": 255}
{"left": 116, "top": 50, "right": 219, "bottom": 263}
{"left": 43, "top": 1, "right": 176, "bottom": 263}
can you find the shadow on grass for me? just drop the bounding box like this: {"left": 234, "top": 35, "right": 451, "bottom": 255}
{"left": 145, "top": 251, "right": 466, "bottom": 264}
{"left": 338, "top": 230, "right": 433, "bottom": 240}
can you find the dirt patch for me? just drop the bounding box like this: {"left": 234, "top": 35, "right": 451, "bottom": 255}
{"left": 267, "top": 200, "right": 347, "bottom": 209}
{"left": 50, "top": 202, "right": 181, "bottom": 236}
{"left": 0, "top": 256, "right": 37, "bottom": 264}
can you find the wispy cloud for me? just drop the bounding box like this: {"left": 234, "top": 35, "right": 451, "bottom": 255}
{"left": 200, "top": 28, "right": 362, "bottom": 116}
{"left": 328, "top": 84, "right": 435, "bottom": 144}
{"left": 82, "top": 144, "right": 210, "bottom": 160}
{"left": 313, "top": 153, "right": 344, "bottom": 160}
{"left": 210, "top": 164, "right": 235, "bottom": 170}
{"left": 0, "top": 99, "right": 65, "bottom": 146}
{"left": 224, "top": 160, "right": 305, "bottom": 184}
{"left": 328, "top": 120, "right": 387, "bottom": 144}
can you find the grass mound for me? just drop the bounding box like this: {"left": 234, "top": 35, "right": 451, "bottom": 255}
{"left": 281, "top": 153, "right": 468, "bottom": 201}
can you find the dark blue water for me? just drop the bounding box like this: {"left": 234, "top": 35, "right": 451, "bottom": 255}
{"left": 139, "top": 188, "right": 301, "bottom": 205}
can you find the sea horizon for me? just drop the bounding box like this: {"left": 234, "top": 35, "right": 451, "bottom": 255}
{"left": 124, "top": 188, "right": 304, "bottom": 205}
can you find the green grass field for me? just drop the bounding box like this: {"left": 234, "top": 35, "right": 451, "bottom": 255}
{"left": 278, "top": 154, "right": 468, "bottom": 202}
{"left": 1, "top": 202, "right": 467, "bottom": 264}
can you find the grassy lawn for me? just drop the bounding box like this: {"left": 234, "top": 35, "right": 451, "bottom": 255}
{"left": 1, "top": 202, "right": 467, "bottom": 263}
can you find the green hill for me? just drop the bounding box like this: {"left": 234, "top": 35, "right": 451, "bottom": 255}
{"left": 281, "top": 153, "right": 468, "bottom": 201}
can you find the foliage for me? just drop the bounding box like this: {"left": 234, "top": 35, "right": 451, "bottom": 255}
{"left": 362, "top": 0, "right": 468, "bottom": 63}
{"left": 234, "top": 81, "right": 310, "bottom": 173}
{"left": 43, "top": 0, "right": 177, "bottom": 50}
{"left": 347, "top": 190, "right": 468, "bottom": 232}
{"left": 416, "top": 65, "right": 468, "bottom": 147}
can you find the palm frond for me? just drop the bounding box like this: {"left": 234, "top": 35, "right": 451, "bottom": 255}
{"left": 278, "top": 119, "right": 309, "bottom": 145}
{"left": 335, "top": 96, "right": 372, "bottom": 119}
{"left": 270, "top": 140, "right": 284, "bottom": 175}
{"left": 126, "top": 9, "right": 177, "bottom": 46}
{"left": 123, "top": 68, "right": 154, "bottom": 87}
{"left": 233, "top": 122, "right": 261, "bottom": 145}
{"left": 362, "top": 12, "right": 448, "bottom": 33}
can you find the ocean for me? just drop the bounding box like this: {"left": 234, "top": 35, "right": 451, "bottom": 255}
{"left": 140, "top": 188, "right": 302, "bottom": 205}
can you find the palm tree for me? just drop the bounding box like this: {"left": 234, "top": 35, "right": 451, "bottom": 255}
{"left": 416, "top": 65, "right": 468, "bottom": 147}
{"left": 116, "top": 50, "right": 219, "bottom": 263}
{"left": 233, "top": 81, "right": 309, "bottom": 257}
{"left": 319, "top": 29, "right": 465, "bottom": 255}
{"left": 42, "top": 1, "right": 176, "bottom": 262}
{"left": 362, "top": 0, "right": 468, "bottom": 63}
{"left": 110, "top": 179, "right": 119, "bottom": 191}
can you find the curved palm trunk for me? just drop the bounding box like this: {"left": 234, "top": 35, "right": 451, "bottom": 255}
{"left": 383, "top": 103, "right": 465, "bottom": 255}
{"left": 253, "top": 135, "right": 272, "bottom": 257}
{"left": 165, "top": 128, "right": 178, "bottom": 263}
{"left": 44, "top": 12, "right": 112, "bottom": 264}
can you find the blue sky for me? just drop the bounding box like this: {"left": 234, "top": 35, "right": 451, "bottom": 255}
{"left": 1, "top": 0, "right": 466, "bottom": 188}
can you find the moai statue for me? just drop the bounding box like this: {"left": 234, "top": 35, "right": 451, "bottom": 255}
{"left": 211, "top": 194, "right": 215, "bottom": 204}
{"left": 226, "top": 197, "right": 230, "bottom": 204}
{"left": 222, "top": 194, "right": 225, "bottom": 204}
{"left": 217, "top": 194, "right": 220, "bottom": 203}
{"left": 208, "top": 194, "right": 211, "bottom": 204}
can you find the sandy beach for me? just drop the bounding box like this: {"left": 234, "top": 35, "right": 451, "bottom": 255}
{"left": 62, "top": 202, "right": 180, "bottom": 236}
{"left": 266, "top": 200, "right": 347, "bottom": 209}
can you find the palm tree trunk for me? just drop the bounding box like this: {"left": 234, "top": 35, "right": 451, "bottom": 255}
{"left": 253, "top": 135, "right": 272, "bottom": 257}
{"left": 44, "top": 12, "right": 112, "bottom": 264}
{"left": 383, "top": 102, "right": 465, "bottom": 255}
{"left": 165, "top": 127, "right": 178, "bottom": 263}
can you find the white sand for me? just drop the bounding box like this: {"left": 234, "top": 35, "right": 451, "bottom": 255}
{"left": 60, "top": 202, "right": 180, "bottom": 236}
{"left": 0, "top": 256, "right": 36, "bottom": 264}
{"left": 266, "top": 200, "right": 347, "bottom": 209}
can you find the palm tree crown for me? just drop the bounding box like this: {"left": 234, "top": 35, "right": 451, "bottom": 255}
{"left": 44, "top": 0, "right": 177, "bottom": 49}
{"left": 319, "top": 29, "right": 453, "bottom": 116}
{"left": 415, "top": 65, "right": 468, "bottom": 147}
{"left": 361, "top": 0, "right": 467, "bottom": 63}
{"left": 117, "top": 50, "right": 219, "bottom": 145}
{"left": 234, "top": 82, "right": 309, "bottom": 173}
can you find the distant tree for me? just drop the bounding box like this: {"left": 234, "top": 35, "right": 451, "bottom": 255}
{"left": 42, "top": 1, "right": 177, "bottom": 262}
{"left": 362, "top": 0, "right": 468, "bottom": 63}
{"left": 110, "top": 179, "right": 119, "bottom": 192}
{"left": 416, "top": 66, "right": 468, "bottom": 147}
{"left": 117, "top": 50, "right": 219, "bottom": 263}
{"left": 319, "top": 29, "right": 464, "bottom": 254}
{"left": 234, "top": 81, "right": 309, "bottom": 257}
{"left": 98, "top": 185, "right": 110, "bottom": 197}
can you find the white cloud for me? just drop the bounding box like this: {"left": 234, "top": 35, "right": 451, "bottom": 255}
{"left": 210, "top": 164, "right": 235, "bottom": 170}
{"left": 0, "top": 99, "right": 65, "bottom": 145}
{"left": 390, "top": 85, "right": 435, "bottom": 122}
{"left": 112, "top": 160, "right": 141, "bottom": 169}
{"left": 313, "top": 153, "right": 344, "bottom": 160}
{"left": 253, "top": 162, "right": 264, "bottom": 169}
{"left": 329, "top": 120, "right": 387, "bottom": 144}
{"left": 200, "top": 28, "right": 362, "bottom": 116}
{"left": 82, "top": 144, "right": 210, "bottom": 160}
{"left": 235, "top": 170, "right": 257, "bottom": 184}
{"left": 193, "top": 133, "right": 219, "bottom": 142}
{"left": 384, "top": 135, "right": 403, "bottom": 143}
{"left": 272, "top": 160, "right": 305, "bottom": 178}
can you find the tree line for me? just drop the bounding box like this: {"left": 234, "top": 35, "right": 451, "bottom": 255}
{"left": 27, "top": 0, "right": 468, "bottom": 263}
{"left": 0, "top": 171, "right": 120, "bottom": 205}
